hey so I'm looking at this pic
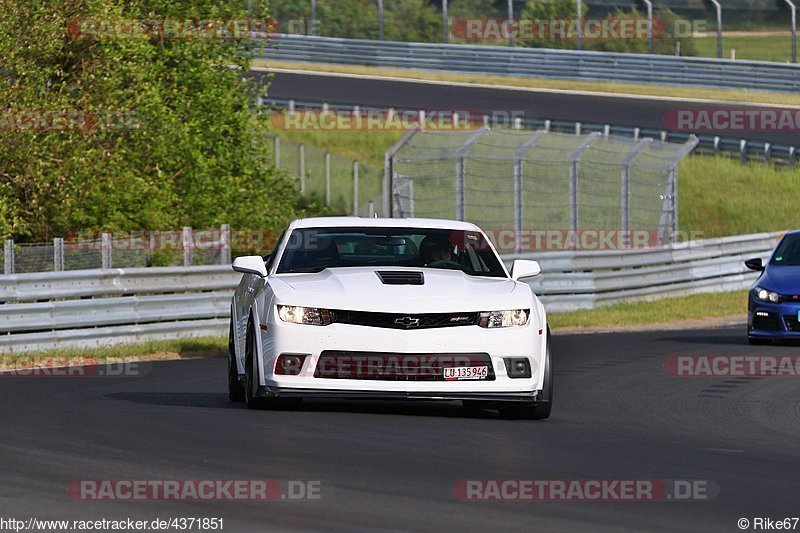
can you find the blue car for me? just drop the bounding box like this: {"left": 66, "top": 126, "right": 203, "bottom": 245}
{"left": 745, "top": 230, "right": 800, "bottom": 344}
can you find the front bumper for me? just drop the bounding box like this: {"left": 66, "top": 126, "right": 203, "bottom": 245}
{"left": 253, "top": 387, "right": 544, "bottom": 403}
{"left": 748, "top": 297, "right": 800, "bottom": 339}
{"left": 255, "top": 308, "right": 547, "bottom": 396}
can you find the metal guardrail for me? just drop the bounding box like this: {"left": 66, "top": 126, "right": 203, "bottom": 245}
{"left": 256, "top": 34, "right": 800, "bottom": 93}
{"left": 0, "top": 232, "right": 783, "bottom": 353}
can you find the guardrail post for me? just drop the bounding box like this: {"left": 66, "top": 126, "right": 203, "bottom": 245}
{"left": 353, "top": 161, "right": 359, "bottom": 216}
{"left": 182, "top": 227, "right": 194, "bottom": 267}
{"left": 4, "top": 239, "right": 14, "bottom": 275}
{"left": 764, "top": 143, "right": 772, "bottom": 162}
{"left": 274, "top": 136, "right": 280, "bottom": 168}
{"left": 53, "top": 238, "right": 64, "bottom": 272}
{"left": 220, "top": 224, "right": 231, "bottom": 265}
{"left": 790, "top": 147, "right": 797, "bottom": 169}
{"left": 101, "top": 233, "right": 112, "bottom": 269}
{"left": 575, "top": 122, "right": 582, "bottom": 135}
{"left": 740, "top": 139, "right": 748, "bottom": 163}
{"left": 325, "top": 152, "right": 331, "bottom": 207}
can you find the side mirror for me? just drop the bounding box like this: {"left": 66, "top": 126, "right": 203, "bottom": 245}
{"left": 511, "top": 259, "right": 541, "bottom": 281}
{"left": 232, "top": 255, "right": 268, "bottom": 277}
{"left": 744, "top": 257, "right": 764, "bottom": 272}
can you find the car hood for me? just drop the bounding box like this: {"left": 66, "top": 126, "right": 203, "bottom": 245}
{"left": 758, "top": 265, "right": 800, "bottom": 293}
{"left": 268, "top": 267, "right": 530, "bottom": 313}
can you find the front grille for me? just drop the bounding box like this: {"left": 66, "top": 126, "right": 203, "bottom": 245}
{"left": 330, "top": 310, "right": 478, "bottom": 329}
{"left": 376, "top": 271, "right": 424, "bottom": 285}
{"left": 784, "top": 315, "right": 800, "bottom": 332}
{"left": 314, "top": 351, "right": 495, "bottom": 381}
{"left": 753, "top": 312, "right": 782, "bottom": 331}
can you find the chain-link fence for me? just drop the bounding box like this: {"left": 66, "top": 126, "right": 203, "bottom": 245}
{"left": 2, "top": 227, "right": 238, "bottom": 275}
{"left": 273, "top": 135, "right": 385, "bottom": 216}
{"left": 389, "top": 128, "right": 697, "bottom": 252}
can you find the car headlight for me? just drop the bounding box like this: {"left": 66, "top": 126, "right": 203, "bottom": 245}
{"left": 754, "top": 287, "right": 781, "bottom": 303}
{"left": 277, "top": 305, "right": 332, "bottom": 326}
{"left": 478, "top": 309, "right": 530, "bottom": 328}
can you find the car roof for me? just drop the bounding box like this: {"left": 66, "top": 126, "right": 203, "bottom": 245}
{"left": 290, "top": 217, "right": 481, "bottom": 231}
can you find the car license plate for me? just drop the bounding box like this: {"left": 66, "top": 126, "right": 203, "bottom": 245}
{"left": 444, "top": 366, "right": 488, "bottom": 380}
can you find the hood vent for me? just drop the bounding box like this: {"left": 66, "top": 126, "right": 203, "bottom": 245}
{"left": 376, "top": 271, "right": 425, "bottom": 285}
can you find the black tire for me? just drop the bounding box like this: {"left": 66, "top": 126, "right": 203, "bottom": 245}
{"left": 498, "top": 335, "right": 552, "bottom": 420}
{"left": 244, "top": 320, "right": 269, "bottom": 410}
{"left": 228, "top": 319, "right": 245, "bottom": 402}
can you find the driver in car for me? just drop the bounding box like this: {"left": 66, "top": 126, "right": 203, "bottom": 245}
{"left": 420, "top": 235, "right": 455, "bottom": 266}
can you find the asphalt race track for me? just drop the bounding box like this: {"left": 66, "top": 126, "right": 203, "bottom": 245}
{"left": 260, "top": 70, "right": 799, "bottom": 146}
{"left": 2, "top": 326, "right": 799, "bottom": 532}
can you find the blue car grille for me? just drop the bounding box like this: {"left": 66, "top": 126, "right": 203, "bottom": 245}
{"left": 753, "top": 312, "right": 782, "bottom": 331}
{"left": 784, "top": 315, "right": 800, "bottom": 332}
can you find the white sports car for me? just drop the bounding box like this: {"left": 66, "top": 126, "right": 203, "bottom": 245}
{"left": 228, "top": 217, "right": 552, "bottom": 419}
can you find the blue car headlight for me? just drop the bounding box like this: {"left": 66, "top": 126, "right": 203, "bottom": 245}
{"left": 754, "top": 287, "right": 780, "bottom": 303}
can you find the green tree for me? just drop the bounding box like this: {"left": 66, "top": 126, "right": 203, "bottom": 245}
{"left": 0, "top": 0, "right": 298, "bottom": 241}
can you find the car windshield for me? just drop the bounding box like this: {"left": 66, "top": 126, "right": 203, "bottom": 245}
{"left": 276, "top": 227, "right": 507, "bottom": 277}
{"left": 771, "top": 234, "right": 800, "bottom": 266}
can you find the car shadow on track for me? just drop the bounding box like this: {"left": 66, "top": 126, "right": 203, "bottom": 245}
{"left": 106, "top": 392, "right": 518, "bottom": 419}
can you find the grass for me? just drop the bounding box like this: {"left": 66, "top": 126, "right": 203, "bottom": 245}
{"left": 694, "top": 34, "right": 794, "bottom": 63}
{"left": 549, "top": 290, "right": 747, "bottom": 329}
{"left": 679, "top": 155, "right": 800, "bottom": 238}
{"left": 0, "top": 336, "right": 227, "bottom": 362}
{"left": 255, "top": 59, "right": 800, "bottom": 106}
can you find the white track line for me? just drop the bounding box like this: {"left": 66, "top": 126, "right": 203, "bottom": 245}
{"left": 254, "top": 66, "right": 800, "bottom": 109}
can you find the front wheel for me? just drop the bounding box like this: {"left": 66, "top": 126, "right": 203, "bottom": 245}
{"left": 498, "top": 337, "right": 552, "bottom": 420}
{"left": 244, "top": 321, "right": 269, "bottom": 410}
{"left": 228, "top": 319, "right": 245, "bottom": 402}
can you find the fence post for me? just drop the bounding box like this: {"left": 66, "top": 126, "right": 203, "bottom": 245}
{"left": 620, "top": 139, "right": 652, "bottom": 246}
{"left": 220, "top": 224, "right": 232, "bottom": 265}
{"left": 53, "top": 238, "right": 64, "bottom": 272}
{"left": 378, "top": 0, "right": 384, "bottom": 40}
{"left": 325, "top": 152, "right": 332, "bottom": 207}
{"left": 101, "top": 233, "right": 112, "bottom": 269}
{"left": 353, "top": 161, "right": 359, "bottom": 216}
{"left": 442, "top": 0, "right": 449, "bottom": 42}
{"left": 274, "top": 136, "right": 280, "bottom": 169}
{"left": 454, "top": 128, "right": 489, "bottom": 221}
{"left": 299, "top": 144, "right": 306, "bottom": 195}
{"left": 4, "top": 239, "right": 14, "bottom": 275}
{"left": 568, "top": 132, "right": 600, "bottom": 235}
{"left": 182, "top": 226, "right": 194, "bottom": 267}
